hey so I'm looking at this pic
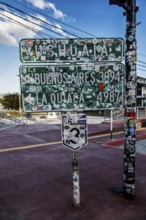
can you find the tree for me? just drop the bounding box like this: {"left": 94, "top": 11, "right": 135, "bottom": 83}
{"left": 1, "top": 93, "right": 19, "bottom": 110}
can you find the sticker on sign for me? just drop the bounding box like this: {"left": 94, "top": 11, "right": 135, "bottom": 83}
{"left": 19, "top": 38, "right": 124, "bottom": 63}
{"left": 61, "top": 112, "right": 88, "bottom": 151}
{"left": 19, "top": 63, "right": 124, "bottom": 112}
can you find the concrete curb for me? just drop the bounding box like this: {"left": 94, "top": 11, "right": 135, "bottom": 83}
{"left": 102, "top": 133, "right": 146, "bottom": 147}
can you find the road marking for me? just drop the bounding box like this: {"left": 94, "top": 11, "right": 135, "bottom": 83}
{"left": 0, "top": 141, "right": 61, "bottom": 153}
{"left": 0, "top": 131, "right": 121, "bottom": 153}
{"left": 0, "top": 124, "right": 17, "bottom": 131}
{"left": 0, "top": 127, "right": 145, "bottom": 153}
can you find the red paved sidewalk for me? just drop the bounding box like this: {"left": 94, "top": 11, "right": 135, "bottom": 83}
{"left": 103, "top": 132, "right": 146, "bottom": 147}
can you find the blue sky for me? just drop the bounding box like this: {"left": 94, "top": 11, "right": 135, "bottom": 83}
{"left": 0, "top": 0, "right": 145, "bottom": 93}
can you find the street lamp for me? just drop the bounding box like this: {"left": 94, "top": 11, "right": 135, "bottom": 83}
{"left": 109, "top": 0, "right": 127, "bottom": 6}
{"left": 109, "top": 0, "right": 130, "bottom": 11}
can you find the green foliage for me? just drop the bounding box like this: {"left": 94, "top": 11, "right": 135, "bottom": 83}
{"left": 6, "top": 111, "right": 21, "bottom": 118}
{"left": 1, "top": 93, "right": 19, "bottom": 110}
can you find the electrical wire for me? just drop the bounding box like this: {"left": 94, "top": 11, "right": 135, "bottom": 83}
{"left": 137, "top": 68, "right": 146, "bottom": 72}
{"left": 0, "top": 14, "right": 45, "bottom": 38}
{"left": 0, "top": 6, "right": 69, "bottom": 38}
{"left": 137, "top": 60, "right": 146, "bottom": 65}
{"left": 0, "top": 1, "right": 80, "bottom": 38}
{"left": 10, "top": 0, "right": 97, "bottom": 38}
{"left": 137, "top": 64, "right": 146, "bottom": 69}
{"left": 0, "top": 12, "right": 54, "bottom": 38}
{"left": 138, "top": 53, "right": 146, "bottom": 58}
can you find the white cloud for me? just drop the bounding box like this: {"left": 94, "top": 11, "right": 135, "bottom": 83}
{"left": 0, "top": 28, "right": 17, "bottom": 46}
{"left": 27, "top": 0, "right": 67, "bottom": 19}
{"left": 52, "top": 23, "right": 67, "bottom": 37}
{"left": 0, "top": 10, "right": 44, "bottom": 46}
{"left": 0, "top": 4, "right": 71, "bottom": 47}
{"left": 27, "top": 0, "right": 46, "bottom": 9}
{"left": 46, "top": 2, "right": 67, "bottom": 19}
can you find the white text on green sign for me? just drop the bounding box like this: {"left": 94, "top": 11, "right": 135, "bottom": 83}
{"left": 20, "top": 63, "right": 124, "bottom": 112}
{"left": 20, "top": 38, "right": 124, "bottom": 63}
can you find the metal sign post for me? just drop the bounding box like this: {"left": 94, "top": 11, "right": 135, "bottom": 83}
{"left": 72, "top": 151, "right": 80, "bottom": 207}
{"left": 61, "top": 112, "right": 87, "bottom": 207}
{"left": 110, "top": 109, "right": 113, "bottom": 139}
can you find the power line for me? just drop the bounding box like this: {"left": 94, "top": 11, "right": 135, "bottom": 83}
{"left": 137, "top": 60, "right": 146, "bottom": 65}
{"left": 138, "top": 53, "right": 146, "bottom": 58}
{"left": 0, "top": 6, "right": 69, "bottom": 38}
{"left": 10, "top": 0, "right": 97, "bottom": 38}
{"left": 0, "top": 1, "right": 80, "bottom": 38}
{"left": 137, "top": 68, "right": 146, "bottom": 72}
{"left": 137, "top": 63, "right": 146, "bottom": 69}
{"left": 0, "top": 12, "right": 54, "bottom": 38}
{"left": 0, "top": 13, "right": 45, "bottom": 38}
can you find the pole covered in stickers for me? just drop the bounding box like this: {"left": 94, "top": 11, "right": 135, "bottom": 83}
{"left": 124, "top": 0, "right": 138, "bottom": 200}
{"left": 109, "top": 0, "right": 138, "bottom": 200}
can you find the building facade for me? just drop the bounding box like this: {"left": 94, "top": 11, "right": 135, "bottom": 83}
{"left": 137, "top": 76, "right": 146, "bottom": 107}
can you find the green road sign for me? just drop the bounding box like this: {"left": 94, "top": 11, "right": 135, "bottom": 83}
{"left": 20, "top": 63, "right": 124, "bottom": 112}
{"left": 19, "top": 38, "right": 124, "bottom": 63}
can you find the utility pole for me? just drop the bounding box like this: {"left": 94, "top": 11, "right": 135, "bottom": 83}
{"left": 109, "top": 0, "right": 138, "bottom": 200}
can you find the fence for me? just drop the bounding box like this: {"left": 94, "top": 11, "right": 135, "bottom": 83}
{"left": 1, "top": 108, "right": 146, "bottom": 126}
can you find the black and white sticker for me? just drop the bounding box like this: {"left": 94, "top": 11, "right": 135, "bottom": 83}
{"left": 61, "top": 112, "right": 88, "bottom": 151}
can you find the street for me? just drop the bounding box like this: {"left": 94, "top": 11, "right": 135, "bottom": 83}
{"left": 0, "top": 123, "right": 146, "bottom": 219}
